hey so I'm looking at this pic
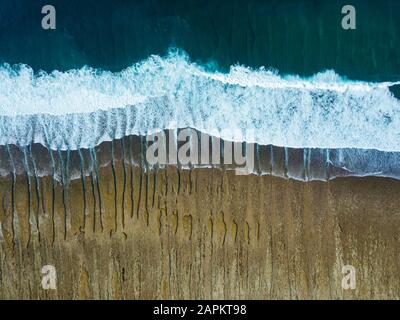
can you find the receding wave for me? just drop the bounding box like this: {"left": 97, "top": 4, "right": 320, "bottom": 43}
{"left": 0, "top": 52, "right": 400, "bottom": 180}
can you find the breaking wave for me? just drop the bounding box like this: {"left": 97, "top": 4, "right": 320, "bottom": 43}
{"left": 0, "top": 51, "right": 400, "bottom": 180}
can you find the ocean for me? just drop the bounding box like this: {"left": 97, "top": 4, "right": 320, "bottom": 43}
{"left": 0, "top": 0, "right": 399, "bottom": 180}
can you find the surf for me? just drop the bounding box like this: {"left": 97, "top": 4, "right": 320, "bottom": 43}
{"left": 0, "top": 51, "right": 399, "bottom": 152}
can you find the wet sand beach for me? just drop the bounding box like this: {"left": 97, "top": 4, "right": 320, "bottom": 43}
{"left": 0, "top": 138, "right": 399, "bottom": 299}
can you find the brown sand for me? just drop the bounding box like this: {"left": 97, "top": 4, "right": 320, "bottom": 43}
{"left": 0, "top": 152, "right": 400, "bottom": 299}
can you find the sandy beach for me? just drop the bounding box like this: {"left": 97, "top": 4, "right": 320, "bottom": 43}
{"left": 0, "top": 142, "right": 399, "bottom": 299}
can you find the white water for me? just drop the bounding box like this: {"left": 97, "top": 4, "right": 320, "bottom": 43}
{"left": 0, "top": 52, "right": 399, "bottom": 152}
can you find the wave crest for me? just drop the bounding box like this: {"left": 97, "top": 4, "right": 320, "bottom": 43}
{"left": 0, "top": 52, "right": 399, "bottom": 152}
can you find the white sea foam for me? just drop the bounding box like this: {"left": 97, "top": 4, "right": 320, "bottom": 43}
{"left": 0, "top": 52, "right": 399, "bottom": 151}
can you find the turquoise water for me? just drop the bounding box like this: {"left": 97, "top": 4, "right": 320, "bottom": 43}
{"left": 1, "top": 0, "right": 400, "bottom": 80}
{"left": 0, "top": 0, "right": 400, "bottom": 180}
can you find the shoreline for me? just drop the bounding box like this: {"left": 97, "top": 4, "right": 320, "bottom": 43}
{"left": 1, "top": 130, "right": 400, "bottom": 181}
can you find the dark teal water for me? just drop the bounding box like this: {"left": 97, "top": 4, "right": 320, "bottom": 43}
{"left": 1, "top": 0, "right": 400, "bottom": 80}
{"left": 1, "top": 0, "right": 400, "bottom": 181}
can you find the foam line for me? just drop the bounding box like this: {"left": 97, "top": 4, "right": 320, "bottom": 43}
{"left": 0, "top": 52, "right": 399, "bottom": 153}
